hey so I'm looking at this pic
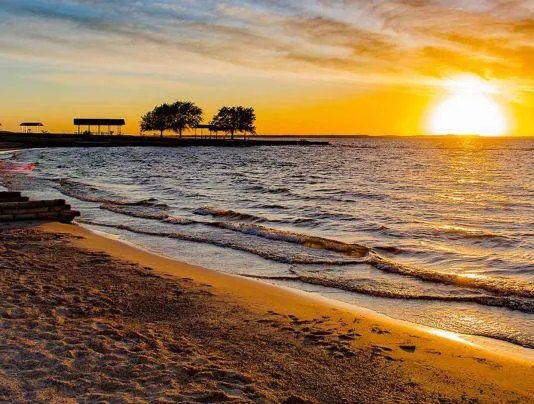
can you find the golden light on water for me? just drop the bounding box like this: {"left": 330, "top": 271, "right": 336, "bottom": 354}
{"left": 428, "top": 75, "right": 509, "bottom": 137}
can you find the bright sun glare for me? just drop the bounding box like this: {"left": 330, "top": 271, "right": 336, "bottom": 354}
{"left": 428, "top": 74, "right": 508, "bottom": 136}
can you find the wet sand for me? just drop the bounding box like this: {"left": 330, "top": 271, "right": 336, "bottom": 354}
{"left": 0, "top": 222, "right": 533, "bottom": 402}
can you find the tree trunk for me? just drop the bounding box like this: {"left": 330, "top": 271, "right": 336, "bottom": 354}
{"left": 179, "top": 128, "right": 183, "bottom": 138}
{"left": 160, "top": 130, "right": 163, "bottom": 138}
{"left": 231, "top": 130, "right": 234, "bottom": 140}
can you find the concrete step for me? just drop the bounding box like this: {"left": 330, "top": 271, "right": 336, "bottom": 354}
{"left": 0, "top": 194, "right": 79, "bottom": 223}
{"left": 0, "top": 210, "right": 80, "bottom": 222}
{"left": 0, "top": 205, "right": 71, "bottom": 215}
{"left": 0, "top": 200, "right": 66, "bottom": 210}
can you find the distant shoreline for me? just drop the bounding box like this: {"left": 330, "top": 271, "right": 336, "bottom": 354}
{"left": 0, "top": 132, "right": 329, "bottom": 148}
{"left": 259, "top": 134, "right": 533, "bottom": 139}
{"left": 2, "top": 130, "right": 531, "bottom": 139}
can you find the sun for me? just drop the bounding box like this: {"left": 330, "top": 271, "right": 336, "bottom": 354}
{"left": 427, "top": 74, "right": 509, "bottom": 136}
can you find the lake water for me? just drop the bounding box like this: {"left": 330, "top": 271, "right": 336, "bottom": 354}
{"left": 2, "top": 136, "right": 533, "bottom": 349}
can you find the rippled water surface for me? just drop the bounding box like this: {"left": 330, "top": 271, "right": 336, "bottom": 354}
{"left": 3, "top": 136, "right": 533, "bottom": 348}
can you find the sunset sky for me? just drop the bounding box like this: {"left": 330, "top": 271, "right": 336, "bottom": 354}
{"left": 1, "top": 0, "right": 534, "bottom": 136}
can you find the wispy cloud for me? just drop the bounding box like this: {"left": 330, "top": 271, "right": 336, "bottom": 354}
{"left": 1, "top": 0, "right": 533, "bottom": 88}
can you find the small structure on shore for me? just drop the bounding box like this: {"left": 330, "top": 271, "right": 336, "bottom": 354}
{"left": 74, "top": 118, "right": 126, "bottom": 136}
{"left": 0, "top": 192, "right": 80, "bottom": 223}
{"left": 20, "top": 122, "right": 44, "bottom": 134}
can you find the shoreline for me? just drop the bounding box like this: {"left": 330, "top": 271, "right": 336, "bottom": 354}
{"left": 83, "top": 222, "right": 534, "bottom": 359}
{"left": 0, "top": 133, "right": 330, "bottom": 148}
{"left": 1, "top": 145, "right": 532, "bottom": 359}
{"left": 47, "top": 223, "right": 534, "bottom": 367}
{"left": 1, "top": 221, "right": 533, "bottom": 401}
{"left": 73, "top": 223, "right": 534, "bottom": 364}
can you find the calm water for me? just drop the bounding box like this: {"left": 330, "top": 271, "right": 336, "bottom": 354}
{"left": 2, "top": 136, "right": 533, "bottom": 348}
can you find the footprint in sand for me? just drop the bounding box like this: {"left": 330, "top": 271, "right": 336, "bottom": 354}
{"left": 256, "top": 319, "right": 273, "bottom": 324}
{"left": 311, "top": 330, "right": 333, "bottom": 337}
{"left": 372, "top": 345, "right": 393, "bottom": 353}
{"left": 327, "top": 344, "right": 356, "bottom": 358}
{"left": 338, "top": 333, "right": 360, "bottom": 341}
{"left": 425, "top": 349, "right": 442, "bottom": 356}
{"left": 370, "top": 346, "right": 402, "bottom": 362}
{"left": 371, "top": 327, "right": 390, "bottom": 335}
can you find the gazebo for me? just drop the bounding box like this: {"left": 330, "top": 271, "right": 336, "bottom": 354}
{"left": 20, "top": 122, "right": 44, "bottom": 133}
{"left": 74, "top": 118, "right": 126, "bottom": 136}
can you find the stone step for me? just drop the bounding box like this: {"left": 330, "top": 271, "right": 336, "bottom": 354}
{"left": 0, "top": 205, "right": 71, "bottom": 215}
{"left": 0, "top": 210, "right": 80, "bottom": 223}
{"left": 0, "top": 194, "right": 79, "bottom": 223}
{"left": 0, "top": 196, "right": 30, "bottom": 202}
{"left": 0, "top": 192, "right": 29, "bottom": 202}
{"left": 0, "top": 200, "right": 66, "bottom": 210}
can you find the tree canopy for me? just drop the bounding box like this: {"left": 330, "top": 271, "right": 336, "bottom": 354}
{"left": 140, "top": 101, "right": 203, "bottom": 137}
{"left": 211, "top": 106, "right": 256, "bottom": 139}
{"left": 140, "top": 103, "right": 171, "bottom": 137}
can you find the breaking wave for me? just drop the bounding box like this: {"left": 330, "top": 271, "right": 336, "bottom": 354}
{"left": 240, "top": 271, "right": 534, "bottom": 314}
{"left": 435, "top": 225, "right": 507, "bottom": 240}
{"left": 194, "top": 206, "right": 267, "bottom": 222}
{"left": 57, "top": 179, "right": 167, "bottom": 207}
{"left": 76, "top": 215, "right": 534, "bottom": 314}
{"left": 367, "top": 254, "right": 534, "bottom": 300}
{"left": 100, "top": 204, "right": 170, "bottom": 220}
{"left": 73, "top": 200, "right": 534, "bottom": 306}
{"left": 212, "top": 222, "right": 369, "bottom": 257}
{"left": 77, "top": 219, "right": 364, "bottom": 266}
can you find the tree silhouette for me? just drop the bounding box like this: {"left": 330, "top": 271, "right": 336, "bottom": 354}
{"left": 168, "top": 101, "right": 203, "bottom": 137}
{"left": 140, "top": 101, "right": 203, "bottom": 137}
{"left": 211, "top": 106, "right": 256, "bottom": 140}
{"left": 141, "top": 103, "right": 171, "bottom": 137}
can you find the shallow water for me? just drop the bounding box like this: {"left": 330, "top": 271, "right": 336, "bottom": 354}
{"left": 3, "top": 136, "right": 533, "bottom": 348}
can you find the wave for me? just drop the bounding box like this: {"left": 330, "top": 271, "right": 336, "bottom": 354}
{"left": 77, "top": 220, "right": 363, "bottom": 266}
{"left": 78, "top": 209, "right": 534, "bottom": 311}
{"left": 165, "top": 216, "right": 196, "bottom": 225}
{"left": 373, "top": 246, "right": 407, "bottom": 255}
{"left": 240, "top": 271, "right": 534, "bottom": 314}
{"left": 77, "top": 219, "right": 534, "bottom": 315}
{"left": 55, "top": 177, "right": 531, "bottom": 306}
{"left": 251, "top": 203, "right": 287, "bottom": 210}
{"left": 99, "top": 204, "right": 195, "bottom": 225}
{"left": 100, "top": 204, "right": 170, "bottom": 220}
{"left": 89, "top": 203, "right": 359, "bottom": 258}
{"left": 293, "top": 217, "right": 316, "bottom": 224}
{"left": 246, "top": 185, "right": 292, "bottom": 195}
{"left": 436, "top": 225, "right": 506, "bottom": 240}
{"left": 206, "top": 222, "right": 532, "bottom": 300}
{"left": 194, "top": 207, "right": 267, "bottom": 222}
{"left": 81, "top": 202, "right": 534, "bottom": 302}
{"left": 212, "top": 222, "right": 370, "bottom": 257}
{"left": 367, "top": 254, "right": 534, "bottom": 299}
{"left": 57, "top": 179, "right": 167, "bottom": 207}
{"left": 99, "top": 199, "right": 315, "bottom": 228}
{"left": 99, "top": 204, "right": 197, "bottom": 226}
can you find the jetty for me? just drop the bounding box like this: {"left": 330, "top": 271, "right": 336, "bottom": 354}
{"left": 0, "top": 192, "right": 80, "bottom": 223}
{"left": 0, "top": 132, "right": 329, "bottom": 148}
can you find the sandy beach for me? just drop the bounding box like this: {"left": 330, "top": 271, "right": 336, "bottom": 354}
{"left": 0, "top": 221, "right": 531, "bottom": 402}
{"left": 2, "top": 0, "right": 534, "bottom": 400}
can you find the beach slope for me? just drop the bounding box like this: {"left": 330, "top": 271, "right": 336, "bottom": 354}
{"left": 0, "top": 222, "right": 532, "bottom": 402}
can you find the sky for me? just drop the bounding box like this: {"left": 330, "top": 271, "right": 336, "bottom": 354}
{"left": 1, "top": 0, "right": 534, "bottom": 136}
